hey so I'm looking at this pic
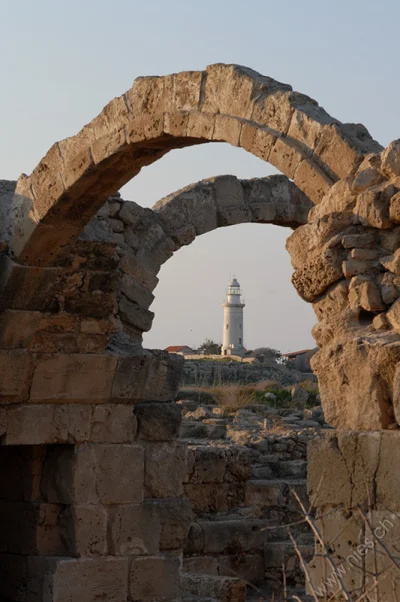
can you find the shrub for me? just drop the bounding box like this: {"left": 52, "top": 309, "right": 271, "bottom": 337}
{"left": 210, "top": 384, "right": 257, "bottom": 410}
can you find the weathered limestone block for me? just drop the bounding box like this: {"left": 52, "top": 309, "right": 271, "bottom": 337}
{"left": 111, "top": 350, "right": 183, "bottom": 402}
{"left": 309, "top": 178, "right": 357, "bottom": 220}
{"left": 0, "top": 404, "right": 136, "bottom": 445}
{"left": 314, "top": 122, "right": 381, "bottom": 180}
{"left": 389, "top": 190, "right": 400, "bottom": 223}
{"left": 386, "top": 297, "right": 400, "bottom": 329}
{"left": 269, "top": 138, "right": 303, "bottom": 179}
{"left": 311, "top": 340, "right": 400, "bottom": 430}
{"left": 342, "top": 257, "right": 377, "bottom": 278}
{"left": 373, "top": 312, "right": 389, "bottom": 331}
{"left": 381, "top": 138, "right": 400, "bottom": 177}
{"left": 308, "top": 432, "right": 382, "bottom": 508}
{"left": 184, "top": 482, "right": 243, "bottom": 514}
{"left": 244, "top": 480, "right": 287, "bottom": 507}
{"left": 341, "top": 232, "right": 375, "bottom": 248}
{"left": 352, "top": 153, "right": 383, "bottom": 192}
{"left": 307, "top": 510, "right": 366, "bottom": 596}
{"left": 119, "top": 295, "right": 154, "bottom": 332}
{"left": 198, "top": 519, "right": 266, "bottom": 555}
{"left": 348, "top": 276, "right": 384, "bottom": 312}
{"left": 293, "top": 158, "right": 333, "bottom": 205}
{"left": 46, "top": 557, "right": 129, "bottom": 602}
{"left": 120, "top": 273, "right": 155, "bottom": 309}
{"left": 118, "top": 251, "right": 158, "bottom": 292}
{"left": 154, "top": 180, "right": 218, "bottom": 235}
{"left": 307, "top": 432, "right": 400, "bottom": 600}
{"left": 355, "top": 183, "right": 394, "bottom": 229}
{"left": 108, "top": 503, "right": 160, "bottom": 555}
{"left": 0, "top": 255, "right": 118, "bottom": 318}
{"left": 89, "top": 404, "right": 137, "bottom": 443}
{"left": 213, "top": 113, "right": 241, "bottom": 146}
{"left": 144, "top": 441, "right": 187, "bottom": 498}
{"left": 41, "top": 444, "right": 144, "bottom": 505}
{"left": 0, "top": 350, "right": 33, "bottom": 403}
{"left": 129, "top": 554, "right": 181, "bottom": 602}
{"left": 181, "top": 571, "right": 246, "bottom": 602}
{"left": 264, "top": 542, "right": 313, "bottom": 580}
{"left": 135, "top": 402, "right": 181, "bottom": 441}
{"left": 291, "top": 249, "right": 344, "bottom": 302}
{"left": 186, "top": 447, "right": 227, "bottom": 484}
{"left": 349, "top": 247, "right": 379, "bottom": 259}
{"left": 239, "top": 122, "right": 276, "bottom": 162}
{"left": 152, "top": 497, "right": 194, "bottom": 551}
{"left": 60, "top": 505, "right": 108, "bottom": 556}
{"left": 380, "top": 248, "right": 400, "bottom": 275}
{"left": 30, "top": 354, "right": 117, "bottom": 404}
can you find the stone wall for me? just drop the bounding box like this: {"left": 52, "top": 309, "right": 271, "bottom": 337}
{"left": 0, "top": 402, "right": 190, "bottom": 602}
{"left": 180, "top": 358, "right": 311, "bottom": 387}
{"left": 287, "top": 141, "right": 400, "bottom": 431}
{"left": 182, "top": 436, "right": 312, "bottom": 596}
{"left": 0, "top": 62, "right": 397, "bottom": 602}
{"left": 0, "top": 181, "right": 190, "bottom": 601}
{"left": 178, "top": 396, "right": 330, "bottom": 598}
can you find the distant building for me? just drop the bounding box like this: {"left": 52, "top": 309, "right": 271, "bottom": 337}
{"left": 165, "top": 345, "right": 196, "bottom": 356}
{"left": 221, "top": 277, "right": 246, "bottom": 357}
{"left": 282, "top": 348, "right": 317, "bottom": 372}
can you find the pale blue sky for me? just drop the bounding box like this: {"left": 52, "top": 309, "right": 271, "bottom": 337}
{"left": 0, "top": 0, "right": 398, "bottom": 352}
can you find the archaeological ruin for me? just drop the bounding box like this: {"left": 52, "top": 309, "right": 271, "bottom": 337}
{"left": 1, "top": 62, "right": 400, "bottom": 600}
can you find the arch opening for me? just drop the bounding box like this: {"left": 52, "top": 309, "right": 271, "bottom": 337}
{"left": 143, "top": 222, "right": 316, "bottom": 355}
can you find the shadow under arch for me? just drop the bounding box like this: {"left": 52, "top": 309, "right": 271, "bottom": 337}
{"left": 10, "top": 63, "right": 382, "bottom": 267}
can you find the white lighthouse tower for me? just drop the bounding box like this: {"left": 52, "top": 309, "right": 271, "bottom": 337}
{"left": 221, "top": 277, "right": 246, "bottom": 357}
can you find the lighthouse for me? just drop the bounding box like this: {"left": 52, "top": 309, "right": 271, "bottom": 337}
{"left": 221, "top": 277, "right": 246, "bottom": 357}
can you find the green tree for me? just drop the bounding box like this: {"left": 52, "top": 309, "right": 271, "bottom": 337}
{"left": 250, "top": 347, "right": 283, "bottom": 363}
{"left": 197, "top": 338, "right": 222, "bottom": 355}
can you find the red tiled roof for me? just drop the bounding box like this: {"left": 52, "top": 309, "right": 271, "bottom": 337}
{"left": 283, "top": 349, "right": 313, "bottom": 357}
{"left": 165, "top": 345, "right": 193, "bottom": 352}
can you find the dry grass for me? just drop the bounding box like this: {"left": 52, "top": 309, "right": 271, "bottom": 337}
{"left": 209, "top": 383, "right": 257, "bottom": 410}
{"left": 251, "top": 379, "right": 282, "bottom": 391}
{"left": 296, "top": 379, "right": 319, "bottom": 395}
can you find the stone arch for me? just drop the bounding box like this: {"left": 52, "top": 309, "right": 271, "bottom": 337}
{"left": 82, "top": 174, "right": 312, "bottom": 342}
{"left": 10, "top": 63, "right": 382, "bottom": 266}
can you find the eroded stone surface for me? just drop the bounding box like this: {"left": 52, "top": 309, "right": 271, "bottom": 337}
{"left": 287, "top": 139, "right": 400, "bottom": 430}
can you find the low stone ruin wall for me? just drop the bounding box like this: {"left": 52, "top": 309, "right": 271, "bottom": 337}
{"left": 181, "top": 358, "right": 311, "bottom": 387}
{"left": 176, "top": 394, "right": 329, "bottom": 598}
{"left": 182, "top": 438, "right": 313, "bottom": 596}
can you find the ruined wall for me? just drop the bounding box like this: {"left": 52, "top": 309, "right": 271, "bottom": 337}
{"left": 0, "top": 173, "right": 309, "bottom": 601}
{"left": 0, "top": 62, "right": 395, "bottom": 602}
{"left": 180, "top": 358, "right": 307, "bottom": 387}
{"left": 287, "top": 142, "right": 400, "bottom": 430}
{"left": 183, "top": 439, "right": 312, "bottom": 594}
{"left": 0, "top": 183, "right": 188, "bottom": 601}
